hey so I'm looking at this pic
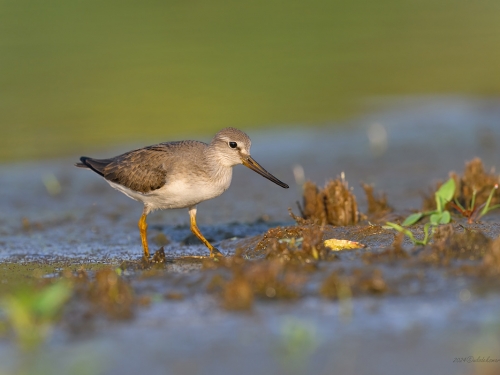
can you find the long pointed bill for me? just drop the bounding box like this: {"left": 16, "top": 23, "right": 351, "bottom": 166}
{"left": 241, "top": 156, "right": 289, "bottom": 188}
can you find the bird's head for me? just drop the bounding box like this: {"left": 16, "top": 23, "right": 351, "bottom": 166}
{"left": 210, "top": 127, "right": 289, "bottom": 188}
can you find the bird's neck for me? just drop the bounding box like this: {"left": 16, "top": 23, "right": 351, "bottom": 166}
{"left": 204, "top": 146, "right": 234, "bottom": 186}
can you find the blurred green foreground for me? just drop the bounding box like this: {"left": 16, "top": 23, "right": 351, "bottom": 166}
{"left": 1, "top": 0, "right": 500, "bottom": 161}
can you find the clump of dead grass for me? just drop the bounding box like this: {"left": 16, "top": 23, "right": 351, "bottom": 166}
{"left": 361, "top": 183, "right": 393, "bottom": 220}
{"left": 451, "top": 158, "right": 500, "bottom": 208}
{"left": 482, "top": 236, "right": 500, "bottom": 275}
{"left": 256, "top": 225, "right": 332, "bottom": 263}
{"left": 418, "top": 225, "right": 491, "bottom": 266}
{"left": 319, "top": 268, "right": 387, "bottom": 300}
{"left": 294, "top": 174, "right": 393, "bottom": 226}
{"left": 66, "top": 268, "right": 136, "bottom": 320}
{"left": 298, "top": 175, "right": 360, "bottom": 226}
{"left": 203, "top": 225, "right": 340, "bottom": 310}
{"left": 204, "top": 253, "right": 306, "bottom": 311}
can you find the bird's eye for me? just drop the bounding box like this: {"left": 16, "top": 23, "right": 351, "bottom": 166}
{"left": 229, "top": 142, "right": 237, "bottom": 149}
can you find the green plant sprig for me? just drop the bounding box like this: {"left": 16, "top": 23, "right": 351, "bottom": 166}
{"left": 401, "top": 178, "right": 455, "bottom": 226}
{"left": 1, "top": 280, "right": 73, "bottom": 350}
{"left": 450, "top": 183, "right": 500, "bottom": 223}
{"left": 386, "top": 179, "right": 500, "bottom": 246}
{"left": 385, "top": 222, "right": 432, "bottom": 246}
{"left": 385, "top": 178, "right": 455, "bottom": 246}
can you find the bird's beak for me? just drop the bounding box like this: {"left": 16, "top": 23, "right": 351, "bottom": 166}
{"left": 241, "top": 156, "right": 289, "bottom": 188}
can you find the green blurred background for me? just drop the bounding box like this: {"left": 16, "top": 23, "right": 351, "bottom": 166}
{"left": 1, "top": 0, "right": 500, "bottom": 162}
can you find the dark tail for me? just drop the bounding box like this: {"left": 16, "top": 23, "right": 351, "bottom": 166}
{"left": 75, "top": 156, "right": 113, "bottom": 177}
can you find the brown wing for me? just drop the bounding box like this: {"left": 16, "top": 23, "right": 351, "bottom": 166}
{"left": 104, "top": 146, "right": 169, "bottom": 193}
{"left": 79, "top": 145, "right": 172, "bottom": 193}
{"left": 78, "top": 140, "right": 208, "bottom": 193}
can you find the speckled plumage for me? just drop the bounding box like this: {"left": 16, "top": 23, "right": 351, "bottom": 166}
{"left": 76, "top": 127, "right": 288, "bottom": 258}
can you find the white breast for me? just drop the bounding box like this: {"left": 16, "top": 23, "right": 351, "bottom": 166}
{"left": 105, "top": 169, "right": 233, "bottom": 211}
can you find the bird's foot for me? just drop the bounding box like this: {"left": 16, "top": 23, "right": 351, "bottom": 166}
{"left": 150, "top": 247, "right": 166, "bottom": 264}
{"left": 140, "top": 254, "right": 151, "bottom": 268}
{"left": 210, "top": 247, "right": 224, "bottom": 259}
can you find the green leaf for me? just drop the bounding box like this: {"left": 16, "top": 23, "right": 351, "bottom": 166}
{"left": 430, "top": 213, "right": 441, "bottom": 226}
{"left": 486, "top": 204, "right": 500, "bottom": 212}
{"left": 439, "top": 210, "right": 451, "bottom": 224}
{"left": 385, "top": 222, "right": 405, "bottom": 232}
{"left": 34, "top": 281, "right": 72, "bottom": 318}
{"left": 436, "top": 178, "right": 456, "bottom": 202}
{"left": 453, "top": 198, "right": 465, "bottom": 211}
{"left": 480, "top": 184, "right": 499, "bottom": 217}
{"left": 471, "top": 190, "right": 477, "bottom": 211}
{"left": 421, "top": 222, "right": 432, "bottom": 245}
{"left": 402, "top": 212, "right": 423, "bottom": 226}
{"left": 435, "top": 178, "right": 456, "bottom": 207}
{"left": 385, "top": 222, "right": 417, "bottom": 244}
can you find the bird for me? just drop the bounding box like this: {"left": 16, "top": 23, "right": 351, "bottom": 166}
{"left": 75, "top": 127, "right": 289, "bottom": 259}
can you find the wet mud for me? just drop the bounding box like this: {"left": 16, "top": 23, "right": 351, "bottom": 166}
{"left": 2, "top": 97, "right": 500, "bottom": 375}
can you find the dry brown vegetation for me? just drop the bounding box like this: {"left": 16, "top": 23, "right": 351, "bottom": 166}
{"left": 361, "top": 183, "right": 393, "bottom": 220}
{"left": 451, "top": 158, "right": 500, "bottom": 207}
{"left": 65, "top": 268, "right": 137, "bottom": 320}
{"left": 319, "top": 268, "right": 387, "bottom": 300}
{"left": 200, "top": 222, "right": 391, "bottom": 310}
{"left": 295, "top": 175, "right": 393, "bottom": 226}
{"left": 299, "top": 178, "right": 360, "bottom": 226}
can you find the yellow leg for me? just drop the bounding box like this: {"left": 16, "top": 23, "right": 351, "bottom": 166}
{"left": 138, "top": 212, "right": 150, "bottom": 259}
{"left": 189, "top": 207, "right": 223, "bottom": 258}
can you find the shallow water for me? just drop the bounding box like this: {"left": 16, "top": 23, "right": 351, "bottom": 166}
{"left": 1, "top": 96, "right": 500, "bottom": 375}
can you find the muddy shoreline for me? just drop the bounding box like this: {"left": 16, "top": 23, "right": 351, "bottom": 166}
{"left": 2, "top": 97, "right": 500, "bottom": 375}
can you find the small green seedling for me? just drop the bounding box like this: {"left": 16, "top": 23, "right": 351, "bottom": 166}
{"left": 385, "top": 178, "right": 455, "bottom": 245}
{"left": 401, "top": 178, "right": 455, "bottom": 226}
{"left": 451, "top": 184, "right": 500, "bottom": 224}
{"left": 385, "top": 222, "right": 432, "bottom": 246}
{"left": 1, "top": 281, "right": 73, "bottom": 350}
{"left": 277, "top": 318, "right": 318, "bottom": 371}
{"left": 385, "top": 179, "right": 499, "bottom": 245}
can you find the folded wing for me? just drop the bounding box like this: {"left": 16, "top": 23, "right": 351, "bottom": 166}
{"left": 77, "top": 146, "right": 168, "bottom": 193}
